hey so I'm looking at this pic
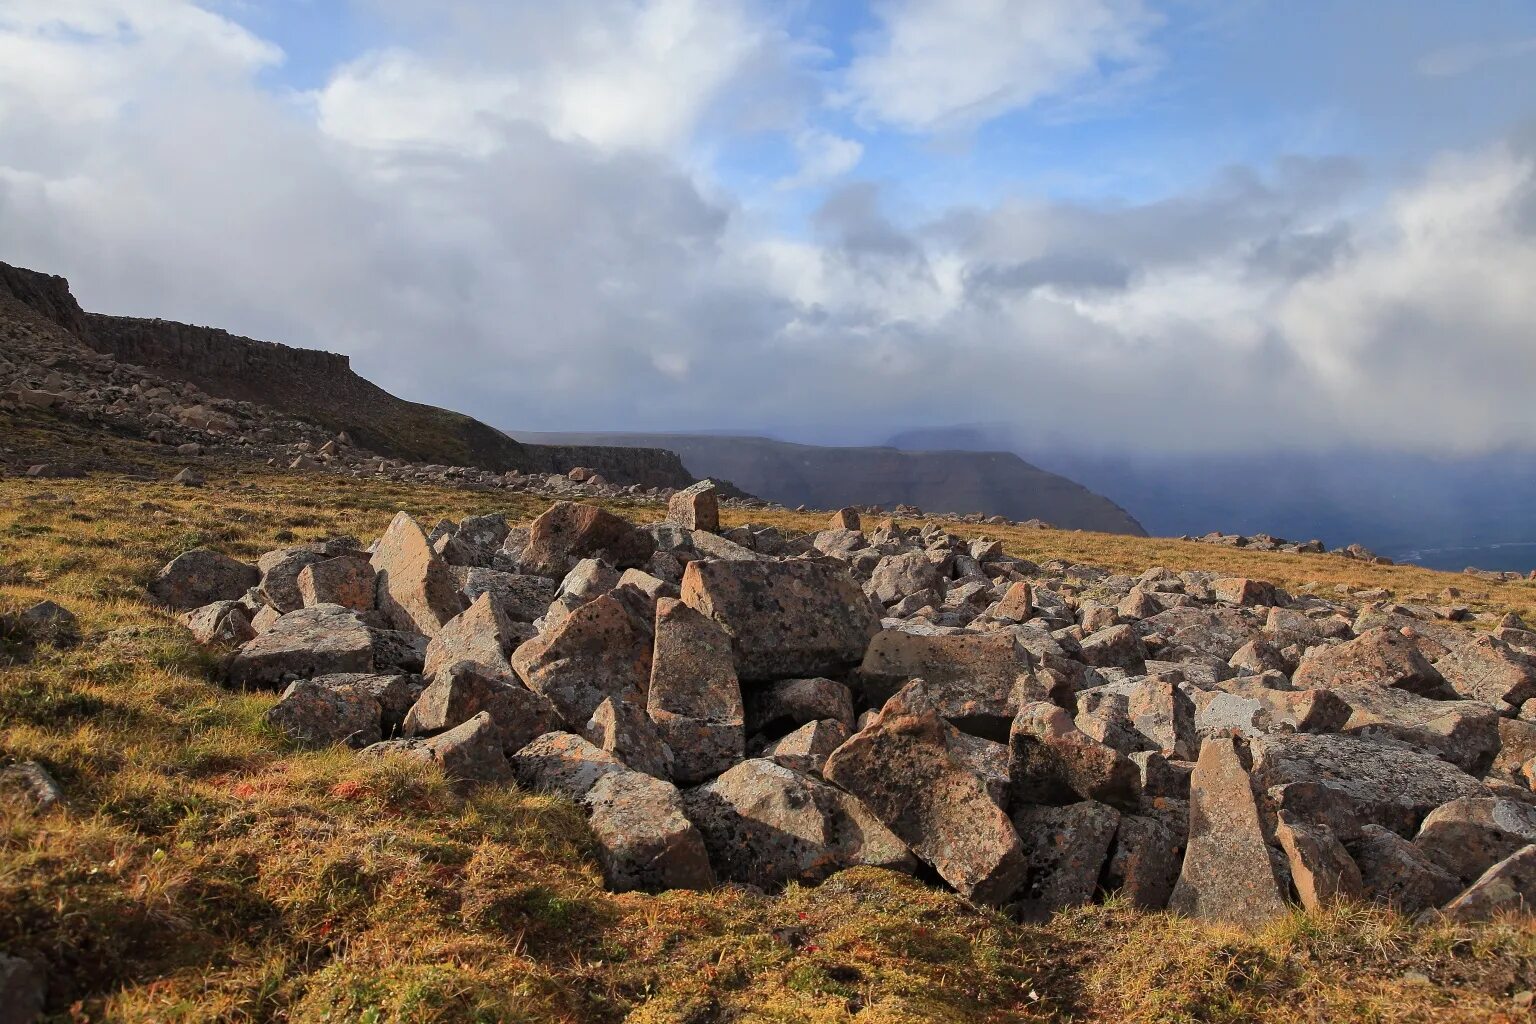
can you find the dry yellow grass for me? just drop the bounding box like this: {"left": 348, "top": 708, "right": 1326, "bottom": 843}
{"left": 1, "top": 468, "right": 1533, "bottom": 1022}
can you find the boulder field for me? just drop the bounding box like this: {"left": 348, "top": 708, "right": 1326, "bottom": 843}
{"left": 144, "top": 484, "right": 1536, "bottom": 925}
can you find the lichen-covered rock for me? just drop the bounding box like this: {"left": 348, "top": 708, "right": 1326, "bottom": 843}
{"left": 404, "top": 660, "right": 561, "bottom": 754}
{"left": 510, "top": 732, "right": 627, "bottom": 801}
{"left": 367, "top": 711, "right": 513, "bottom": 788}
{"left": 856, "top": 630, "right": 1038, "bottom": 739}
{"left": 371, "top": 511, "right": 465, "bottom": 637}
{"left": 265, "top": 677, "right": 382, "bottom": 748}
{"left": 583, "top": 770, "right": 714, "bottom": 892}
{"left": 1127, "top": 677, "right": 1198, "bottom": 760}
{"left": 1078, "top": 624, "right": 1148, "bottom": 671}
{"left": 748, "top": 676, "right": 856, "bottom": 735}
{"left": 512, "top": 594, "right": 651, "bottom": 728}
{"left": 422, "top": 592, "right": 523, "bottom": 679}
{"left": 1011, "top": 801, "right": 1120, "bottom": 920}
{"left": 824, "top": 681, "right": 1025, "bottom": 905}
{"left": 1169, "top": 736, "right": 1289, "bottom": 930}
{"left": 1413, "top": 797, "right": 1536, "bottom": 885}
{"left": 1250, "top": 732, "right": 1487, "bottom": 839}
{"left": 149, "top": 548, "right": 259, "bottom": 611}
{"left": 1349, "top": 823, "right": 1462, "bottom": 913}
{"left": 1275, "top": 811, "right": 1363, "bottom": 910}
{"left": 1211, "top": 577, "right": 1277, "bottom": 607}
{"left": 1103, "top": 813, "right": 1181, "bottom": 909}
{"left": 682, "top": 558, "right": 879, "bottom": 682}
{"left": 257, "top": 546, "right": 328, "bottom": 613}
{"left": 1434, "top": 634, "right": 1536, "bottom": 711}
{"left": 226, "top": 605, "right": 383, "bottom": 688}
{"left": 1334, "top": 684, "right": 1501, "bottom": 775}
{"left": 683, "top": 758, "right": 915, "bottom": 887}
{"left": 584, "top": 696, "right": 673, "bottom": 779}
{"left": 647, "top": 597, "right": 743, "bottom": 784}
{"left": 1009, "top": 702, "right": 1141, "bottom": 812}
{"left": 451, "top": 567, "right": 558, "bottom": 623}
{"left": 1292, "top": 628, "right": 1452, "bottom": 698}
{"left": 297, "top": 554, "right": 376, "bottom": 612}
{"left": 1441, "top": 844, "right": 1536, "bottom": 922}
{"left": 762, "top": 719, "right": 848, "bottom": 776}
{"left": 180, "top": 600, "right": 256, "bottom": 646}
{"left": 666, "top": 479, "right": 720, "bottom": 533}
{"left": 522, "top": 501, "right": 656, "bottom": 578}
{"left": 868, "top": 551, "right": 943, "bottom": 606}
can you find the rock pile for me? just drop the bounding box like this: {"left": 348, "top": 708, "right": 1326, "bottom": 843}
{"left": 157, "top": 489, "right": 1536, "bottom": 924}
{"left": 1187, "top": 531, "right": 1393, "bottom": 564}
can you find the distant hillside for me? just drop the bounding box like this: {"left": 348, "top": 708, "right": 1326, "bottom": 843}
{"left": 515, "top": 431, "right": 1147, "bottom": 535}
{"left": 0, "top": 261, "right": 692, "bottom": 487}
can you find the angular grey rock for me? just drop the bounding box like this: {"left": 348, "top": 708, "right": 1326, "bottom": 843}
{"left": 1275, "top": 811, "right": 1363, "bottom": 911}
{"left": 1127, "top": 677, "right": 1198, "bottom": 760}
{"left": 510, "top": 731, "right": 627, "bottom": 801}
{"left": 867, "top": 551, "right": 944, "bottom": 607}
{"left": 149, "top": 548, "right": 259, "bottom": 611}
{"left": 1250, "top": 732, "right": 1487, "bottom": 839}
{"left": 1413, "top": 797, "right": 1536, "bottom": 885}
{"left": 0, "top": 954, "right": 45, "bottom": 1024}
{"left": 0, "top": 759, "right": 65, "bottom": 812}
{"left": 584, "top": 696, "right": 673, "bottom": 779}
{"left": 682, "top": 758, "right": 916, "bottom": 887}
{"left": 179, "top": 600, "right": 256, "bottom": 646}
{"left": 1009, "top": 702, "right": 1142, "bottom": 812}
{"left": 366, "top": 712, "right": 513, "bottom": 788}
{"left": 371, "top": 511, "right": 465, "bottom": 637}
{"left": 451, "top": 567, "right": 558, "bottom": 623}
{"left": 511, "top": 594, "right": 651, "bottom": 728}
{"left": 257, "top": 546, "right": 328, "bottom": 613}
{"left": 823, "top": 681, "right": 1025, "bottom": 905}
{"left": 227, "top": 605, "right": 379, "bottom": 688}
{"left": 583, "top": 770, "right": 715, "bottom": 892}
{"left": 1169, "top": 736, "right": 1289, "bottom": 930}
{"left": 404, "top": 661, "right": 561, "bottom": 755}
{"left": 1335, "top": 684, "right": 1500, "bottom": 775}
{"left": 542, "top": 558, "right": 621, "bottom": 631}
{"left": 1434, "top": 634, "right": 1536, "bottom": 710}
{"left": 947, "top": 726, "right": 1011, "bottom": 809}
{"left": 647, "top": 597, "right": 744, "bottom": 784}
{"left": 522, "top": 501, "right": 656, "bottom": 578}
{"left": 681, "top": 558, "right": 879, "bottom": 682}
{"left": 857, "top": 630, "right": 1040, "bottom": 740}
{"left": 265, "top": 677, "right": 383, "bottom": 749}
{"left": 1441, "top": 844, "right": 1536, "bottom": 922}
{"left": 1078, "top": 624, "right": 1147, "bottom": 670}
{"left": 1349, "top": 823, "right": 1462, "bottom": 913}
{"left": 1011, "top": 800, "right": 1120, "bottom": 920}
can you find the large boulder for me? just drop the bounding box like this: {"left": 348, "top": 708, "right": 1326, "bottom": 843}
{"left": 868, "top": 551, "right": 944, "bottom": 606}
{"left": 1009, "top": 702, "right": 1141, "bottom": 812}
{"left": 646, "top": 598, "right": 744, "bottom": 784}
{"left": 1168, "top": 736, "right": 1289, "bottom": 930}
{"left": 522, "top": 501, "right": 656, "bottom": 578}
{"left": 148, "top": 548, "right": 259, "bottom": 611}
{"left": 297, "top": 555, "right": 376, "bottom": 612}
{"left": 1102, "top": 814, "right": 1182, "bottom": 910}
{"left": 1433, "top": 634, "right": 1536, "bottom": 711}
{"left": 1078, "top": 624, "right": 1148, "bottom": 671}
{"left": 422, "top": 592, "right": 525, "bottom": 679}
{"left": 1441, "top": 845, "right": 1536, "bottom": 923}
{"left": 856, "top": 630, "right": 1039, "bottom": 740}
{"left": 748, "top": 676, "right": 856, "bottom": 735}
{"left": 1011, "top": 801, "right": 1120, "bottom": 920}
{"left": 451, "top": 567, "right": 558, "bottom": 623}
{"left": 1413, "top": 797, "right": 1536, "bottom": 885}
{"left": 1292, "top": 628, "right": 1452, "bottom": 698}
{"left": 681, "top": 558, "right": 879, "bottom": 682}
{"left": 1249, "top": 732, "right": 1487, "bottom": 839}
{"left": 403, "top": 661, "right": 562, "bottom": 755}
{"left": 1334, "top": 684, "right": 1501, "bottom": 775}
{"left": 1348, "top": 823, "right": 1462, "bottom": 914}
{"left": 257, "top": 546, "right": 329, "bottom": 613}
{"left": 371, "top": 512, "right": 465, "bottom": 637}
{"left": 511, "top": 595, "right": 651, "bottom": 728}
{"left": 226, "top": 605, "right": 424, "bottom": 688}
{"left": 510, "top": 732, "right": 627, "bottom": 801}
{"left": 583, "top": 770, "right": 715, "bottom": 892}
{"left": 683, "top": 759, "right": 916, "bottom": 887}
{"left": 823, "top": 681, "right": 1026, "bottom": 906}
{"left": 265, "top": 677, "right": 382, "bottom": 749}
{"left": 666, "top": 479, "right": 721, "bottom": 533}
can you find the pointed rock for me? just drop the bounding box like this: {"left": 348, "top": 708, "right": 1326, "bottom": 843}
{"left": 371, "top": 511, "right": 465, "bottom": 637}
{"left": 647, "top": 597, "right": 744, "bottom": 784}
{"left": 522, "top": 501, "right": 656, "bottom": 578}
{"left": 1275, "top": 811, "right": 1363, "bottom": 911}
{"left": 584, "top": 696, "right": 673, "bottom": 779}
{"left": 511, "top": 594, "right": 651, "bottom": 728}
{"left": 404, "top": 661, "right": 561, "bottom": 755}
{"left": 1441, "top": 844, "right": 1536, "bottom": 922}
{"left": 422, "top": 592, "right": 523, "bottom": 679}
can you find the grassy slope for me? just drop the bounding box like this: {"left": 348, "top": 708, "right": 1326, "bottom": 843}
{"left": 1, "top": 466, "right": 1533, "bottom": 1023}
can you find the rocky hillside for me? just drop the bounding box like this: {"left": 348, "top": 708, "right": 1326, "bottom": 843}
{"left": 0, "top": 262, "right": 692, "bottom": 487}
{"left": 517, "top": 432, "right": 1147, "bottom": 536}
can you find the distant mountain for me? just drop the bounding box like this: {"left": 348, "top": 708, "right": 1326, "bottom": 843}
{"left": 888, "top": 426, "right": 1536, "bottom": 573}
{"left": 515, "top": 431, "right": 1147, "bottom": 536}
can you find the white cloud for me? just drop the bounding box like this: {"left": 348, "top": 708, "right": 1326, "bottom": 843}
{"left": 776, "top": 129, "right": 864, "bottom": 189}
{"left": 843, "top": 0, "right": 1159, "bottom": 132}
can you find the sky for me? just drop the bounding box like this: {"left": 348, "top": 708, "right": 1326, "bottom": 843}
{"left": 2, "top": 0, "right": 1536, "bottom": 454}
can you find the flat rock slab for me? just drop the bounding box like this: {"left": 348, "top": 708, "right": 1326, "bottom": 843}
{"left": 682, "top": 558, "right": 879, "bottom": 683}
{"left": 857, "top": 630, "right": 1036, "bottom": 740}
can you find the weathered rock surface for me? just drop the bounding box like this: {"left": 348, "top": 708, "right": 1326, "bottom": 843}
{"left": 1292, "top": 628, "right": 1451, "bottom": 698}
{"left": 404, "top": 661, "right": 561, "bottom": 754}
{"left": 265, "top": 677, "right": 383, "bottom": 748}
{"left": 857, "top": 630, "right": 1035, "bottom": 739}
{"left": 1011, "top": 801, "right": 1120, "bottom": 920}
{"left": 1349, "top": 824, "right": 1462, "bottom": 913}
{"left": 227, "top": 605, "right": 422, "bottom": 688}
{"left": 511, "top": 595, "right": 651, "bottom": 727}
{"left": 1009, "top": 702, "right": 1141, "bottom": 812}
{"left": 681, "top": 558, "right": 879, "bottom": 682}
{"left": 1413, "top": 797, "right": 1536, "bottom": 885}
{"left": 422, "top": 592, "right": 522, "bottom": 679}
{"left": 584, "top": 696, "right": 673, "bottom": 779}
{"left": 150, "top": 548, "right": 259, "bottom": 610}
{"left": 371, "top": 511, "right": 465, "bottom": 637}
{"left": 824, "top": 681, "right": 1025, "bottom": 905}
{"left": 583, "top": 770, "right": 714, "bottom": 892}
{"left": 647, "top": 597, "right": 744, "bottom": 784}
{"left": 667, "top": 479, "right": 720, "bottom": 533}
{"left": 1441, "top": 844, "right": 1536, "bottom": 922}
{"left": 1275, "top": 811, "right": 1363, "bottom": 910}
{"left": 522, "top": 501, "right": 656, "bottom": 578}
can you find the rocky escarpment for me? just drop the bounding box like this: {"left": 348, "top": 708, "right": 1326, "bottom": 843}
{"left": 519, "top": 432, "right": 1147, "bottom": 537}
{"left": 0, "top": 261, "right": 691, "bottom": 487}
{"left": 134, "top": 486, "right": 1536, "bottom": 926}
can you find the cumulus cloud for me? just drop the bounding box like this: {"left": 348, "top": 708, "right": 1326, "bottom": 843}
{"left": 843, "top": 0, "right": 1160, "bottom": 131}
{"left": 2, "top": 0, "right": 1536, "bottom": 458}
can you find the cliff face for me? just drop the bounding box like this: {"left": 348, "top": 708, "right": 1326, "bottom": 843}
{"left": 0, "top": 261, "right": 691, "bottom": 486}
{"left": 516, "top": 432, "right": 1148, "bottom": 536}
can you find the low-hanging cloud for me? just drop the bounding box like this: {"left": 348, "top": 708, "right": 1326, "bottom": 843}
{"left": 1, "top": 1, "right": 1535, "bottom": 457}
